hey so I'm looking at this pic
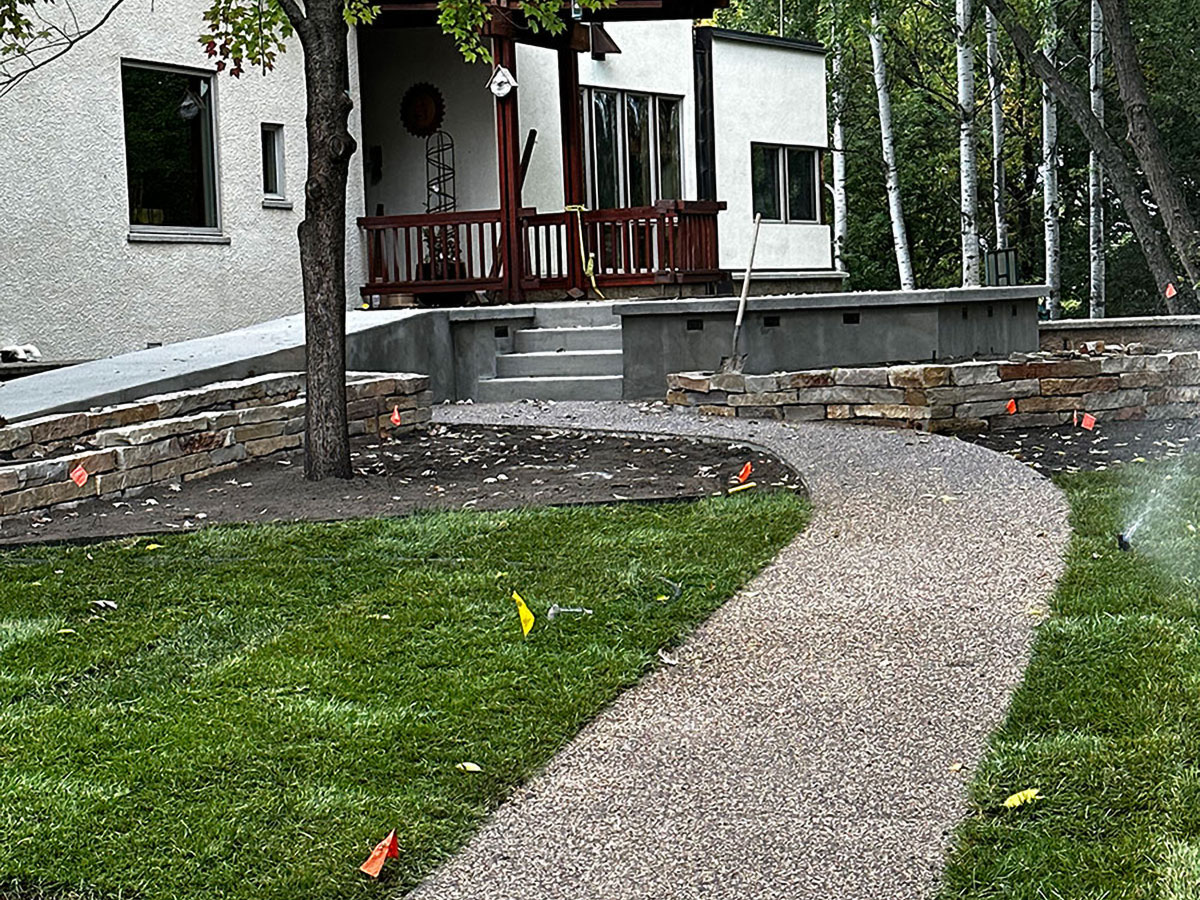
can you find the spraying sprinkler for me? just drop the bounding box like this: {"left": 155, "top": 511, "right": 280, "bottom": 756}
{"left": 1117, "top": 532, "right": 1132, "bottom": 552}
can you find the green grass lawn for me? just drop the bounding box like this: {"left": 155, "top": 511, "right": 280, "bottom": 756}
{"left": 942, "top": 456, "right": 1200, "bottom": 899}
{"left": 0, "top": 493, "right": 808, "bottom": 900}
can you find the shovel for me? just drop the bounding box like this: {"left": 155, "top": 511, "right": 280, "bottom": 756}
{"left": 718, "top": 213, "right": 763, "bottom": 375}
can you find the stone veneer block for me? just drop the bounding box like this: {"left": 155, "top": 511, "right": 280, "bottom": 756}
{"left": 668, "top": 372, "right": 710, "bottom": 392}
{"left": 853, "top": 404, "right": 953, "bottom": 420}
{"left": 698, "top": 405, "right": 736, "bottom": 417}
{"left": 1018, "top": 396, "right": 1084, "bottom": 413}
{"left": 833, "top": 368, "right": 890, "bottom": 387}
{"left": 782, "top": 405, "right": 827, "bottom": 421}
{"left": 926, "top": 379, "right": 1040, "bottom": 404}
{"left": 992, "top": 412, "right": 1071, "bottom": 429}
{"left": 793, "top": 386, "right": 906, "bottom": 405}
{"left": 888, "top": 365, "right": 951, "bottom": 389}
{"left": 729, "top": 391, "right": 799, "bottom": 407}
{"left": 778, "top": 371, "right": 835, "bottom": 389}
{"left": 1040, "top": 377, "right": 1120, "bottom": 396}
{"left": 956, "top": 399, "right": 1025, "bottom": 418}
{"left": 1101, "top": 355, "right": 1169, "bottom": 374}
{"left": 1083, "top": 389, "right": 1147, "bottom": 410}
{"left": 999, "top": 361, "right": 1102, "bottom": 380}
{"left": 709, "top": 373, "right": 747, "bottom": 392}
{"left": 826, "top": 404, "right": 854, "bottom": 419}
{"left": 949, "top": 362, "right": 1001, "bottom": 386}
{"left": 743, "top": 374, "right": 782, "bottom": 392}
{"left": 1119, "top": 371, "right": 1167, "bottom": 389}
{"left": 734, "top": 406, "right": 783, "bottom": 420}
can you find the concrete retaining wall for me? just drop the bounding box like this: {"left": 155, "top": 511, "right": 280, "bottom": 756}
{"left": 1041, "top": 316, "right": 1200, "bottom": 353}
{"left": 616, "top": 285, "right": 1047, "bottom": 399}
{"left": 0, "top": 371, "right": 430, "bottom": 517}
{"left": 667, "top": 349, "right": 1200, "bottom": 432}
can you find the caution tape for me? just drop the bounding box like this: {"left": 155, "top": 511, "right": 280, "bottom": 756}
{"left": 565, "top": 204, "right": 605, "bottom": 300}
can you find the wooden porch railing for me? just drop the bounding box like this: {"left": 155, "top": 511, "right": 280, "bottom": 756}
{"left": 358, "top": 209, "right": 506, "bottom": 295}
{"left": 360, "top": 200, "right": 725, "bottom": 298}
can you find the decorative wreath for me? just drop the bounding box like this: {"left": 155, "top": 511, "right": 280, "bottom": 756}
{"left": 400, "top": 82, "right": 446, "bottom": 138}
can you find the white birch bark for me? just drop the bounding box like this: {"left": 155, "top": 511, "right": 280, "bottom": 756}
{"left": 831, "top": 10, "right": 849, "bottom": 273}
{"left": 1043, "top": 2, "right": 1061, "bottom": 318}
{"left": 986, "top": 6, "right": 1009, "bottom": 249}
{"left": 957, "top": 0, "right": 982, "bottom": 286}
{"left": 869, "top": 0, "right": 916, "bottom": 290}
{"left": 1089, "top": 0, "right": 1106, "bottom": 318}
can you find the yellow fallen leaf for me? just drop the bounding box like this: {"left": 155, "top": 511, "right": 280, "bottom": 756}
{"left": 456, "top": 762, "right": 482, "bottom": 773}
{"left": 145, "top": 544, "right": 163, "bottom": 551}
{"left": 57, "top": 628, "right": 76, "bottom": 635}
{"left": 655, "top": 594, "right": 669, "bottom": 602}
{"left": 1004, "top": 788, "right": 1040, "bottom": 809}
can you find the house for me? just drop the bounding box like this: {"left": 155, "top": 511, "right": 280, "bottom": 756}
{"left": 0, "top": 0, "right": 839, "bottom": 361}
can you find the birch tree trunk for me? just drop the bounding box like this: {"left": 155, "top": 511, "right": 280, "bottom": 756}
{"left": 869, "top": 0, "right": 916, "bottom": 290}
{"left": 831, "top": 7, "right": 849, "bottom": 272}
{"left": 1089, "top": 0, "right": 1105, "bottom": 318}
{"left": 982, "top": 0, "right": 1195, "bottom": 313}
{"left": 957, "top": 0, "right": 982, "bottom": 286}
{"left": 986, "top": 6, "right": 1008, "bottom": 249}
{"left": 1041, "top": 1, "right": 1061, "bottom": 318}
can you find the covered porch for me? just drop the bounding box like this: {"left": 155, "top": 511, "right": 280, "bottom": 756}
{"left": 356, "top": 0, "right": 726, "bottom": 304}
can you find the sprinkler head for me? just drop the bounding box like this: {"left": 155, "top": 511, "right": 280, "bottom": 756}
{"left": 1117, "top": 532, "right": 1132, "bottom": 552}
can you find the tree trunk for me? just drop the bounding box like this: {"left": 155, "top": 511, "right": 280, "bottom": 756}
{"left": 982, "top": 0, "right": 1194, "bottom": 313}
{"left": 1089, "top": 0, "right": 1106, "bottom": 318}
{"left": 1041, "top": 1, "right": 1060, "bottom": 318}
{"left": 831, "top": 7, "right": 849, "bottom": 272}
{"left": 1097, "top": 0, "right": 1200, "bottom": 295}
{"left": 296, "top": 0, "right": 355, "bottom": 481}
{"left": 869, "top": 0, "right": 916, "bottom": 290}
{"left": 956, "top": 0, "right": 982, "bottom": 286}
{"left": 986, "top": 7, "right": 1009, "bottom": 249}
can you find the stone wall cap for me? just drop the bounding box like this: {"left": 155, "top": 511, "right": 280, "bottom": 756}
{"left": 613, "top": 285, "right": 1049, "bottom": 317}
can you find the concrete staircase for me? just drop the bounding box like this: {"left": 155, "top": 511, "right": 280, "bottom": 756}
{"left": 475, "top": 302, "right": 624, "bottom": 402}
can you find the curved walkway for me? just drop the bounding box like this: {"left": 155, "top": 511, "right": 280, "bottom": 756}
{"left": 409, "top": 402, "right": 1072, "bottom": 900}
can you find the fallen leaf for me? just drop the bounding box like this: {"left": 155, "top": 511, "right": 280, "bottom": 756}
{"left": 1004, "top": 788, "right": 1040, "bottom": 809}
{"left": 456, "top": 762, "right": 482, "bottom": 773}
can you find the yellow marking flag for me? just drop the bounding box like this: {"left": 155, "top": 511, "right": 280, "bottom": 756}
{"left": 1003, "top": 788, "right": 1040, "bottom": 809}
{"left": 512, "top": 591, "right": 535, "bottom": 636}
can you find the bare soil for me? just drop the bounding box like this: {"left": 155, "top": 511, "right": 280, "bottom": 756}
{"left": 0, "top": 424, "right": 799, "bottom": 547}
{"left": 960, "top": 418, "right": 1200, "bottom": 475}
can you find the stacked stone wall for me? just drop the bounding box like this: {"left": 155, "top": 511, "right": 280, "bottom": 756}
{"left": 0, "top": 372, "right": 430, "bottom": 516}
{"left": 667, "top": 350, "right": 1200, "bottom": 432}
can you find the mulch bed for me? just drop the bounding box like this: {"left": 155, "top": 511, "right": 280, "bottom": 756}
{"left": 0, "top": 424, "right": 799, "bottom": 547}
{"left": 959, "top": 418, "right": 1200, "bottom": 476}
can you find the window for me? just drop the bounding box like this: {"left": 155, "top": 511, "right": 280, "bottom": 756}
{"left": 261, "top": 123, "right": 287, "bottom": 202}
{"left": 751, "top": 143, "right": 821, "bottom": 223}
{"left": 121, "top": 62, "right": 218, "bottom": 232}
{"left": 583, "top": 88, "right": 683, "bottom": 209}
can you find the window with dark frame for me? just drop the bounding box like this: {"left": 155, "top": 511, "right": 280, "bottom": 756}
{"left": 261, "top": 123, "right": 286, "bottom": 200}
{"left": 751, "top": 142, "right": 821, "bottom": 224}
{"left": 121, "top": 62, "right": 218, "bottom": 231}
{"left": 583, "top": 88, "right": 683, "bottom": 209}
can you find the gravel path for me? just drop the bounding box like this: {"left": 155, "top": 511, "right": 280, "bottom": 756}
{"left": 407, "top": 401, "right": 1071, "bottom": 900}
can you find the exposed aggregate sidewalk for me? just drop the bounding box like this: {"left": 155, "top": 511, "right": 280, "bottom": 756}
{"left": 408, "top": 401, "right": 1072, "bottom": 900}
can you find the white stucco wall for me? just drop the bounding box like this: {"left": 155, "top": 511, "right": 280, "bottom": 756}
{"left": 709, "top": 34, "right": 833, "bottom": 274}
{"left": 358, "top": 28, "right": 498, "bottom": 216}
{"left": 518, "top": 20, "right": 698, "bottom": 213}
{"left": 0, "top": 0, "right": 365, "bottom": 360}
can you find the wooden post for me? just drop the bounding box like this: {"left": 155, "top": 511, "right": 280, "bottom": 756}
{"left": 494, "top": 34, "right": 524, "bottom": 302}
{"left": 558, "top": 47, "right": 587, "bottom": 296}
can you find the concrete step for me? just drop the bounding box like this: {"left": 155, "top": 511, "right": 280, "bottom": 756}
{"left": 533, "top": 302, "right": 617, "bottom": 329}
{"left": 496, "top": 349, "right": 623, "bottom": 378}
{"left": 475, "top": 374, "right": 624, "bottom": 403}
{"left": 514, "top": 325, "right": 622, "bottom": 353}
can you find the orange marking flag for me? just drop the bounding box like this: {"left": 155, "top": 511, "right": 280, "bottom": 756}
{"left": 390, "top": 406, "right": 403, "bottom": 427}
{"left": 1167, "top": 283, "right": 1179, "bottom": 299}
{"left": 1081, "top": 413, "right": 1097, "bottom": 431}
{"left": 737, "top": 462, "right": 752, "bottom": 484}
{"left": 1005, "top": 399, "right": 1017, "bottom": 415}
{"left": 360, "top": 829, "right": 400, "bottom": 878}
{"left": 69, "top": 464, "right": 88, "bottom": 488}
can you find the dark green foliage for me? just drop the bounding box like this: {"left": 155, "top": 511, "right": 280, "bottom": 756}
{"left": 0, "top": 494, "right": 808, "bottom": 900}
